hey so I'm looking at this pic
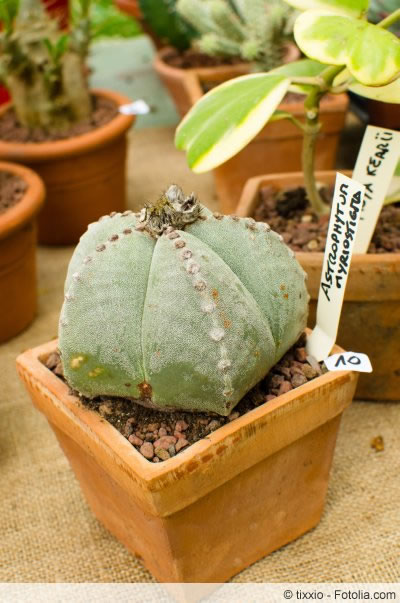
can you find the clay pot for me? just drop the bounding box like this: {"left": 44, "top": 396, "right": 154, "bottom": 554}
{"left": 183, "top": 72, "right": 349, "bottom": 213}
{"left": 236, "top": 171, "right": 400, "bottom": 401}
{"left": 366, "top": 99, "right": 400, "bottom": 130}
{"left": 154, "top": 47, "right": 250, "bottom": 118}
{"left": 17, "top": 335, "right": 357, "bottom": 582}
{"left": 0, "top": 90, "right": 135, "bottom": 246}
{"left": 0, "top": 162, "right": 44, "bottom": 342}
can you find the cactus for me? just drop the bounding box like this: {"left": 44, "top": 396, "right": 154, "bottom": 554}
{"left": 59, "top": 185, "right": 308, "bottom": 416}
{"left": 176, "top": 0, "right": 294, "bottom": 71}
{"left": 0, "top": 0, "right": 92, "bottom": 131}
{"left": 138, "top": 0, "right": 195, "bottom": 51}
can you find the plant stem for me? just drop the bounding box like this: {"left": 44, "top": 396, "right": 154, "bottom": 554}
{"left": 377, "top": 8, "right": 400, "bottom": 29}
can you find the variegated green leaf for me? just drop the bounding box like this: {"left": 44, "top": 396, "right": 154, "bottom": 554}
{"left": 271, "top": 58, "right": 328, "bottom": 94}
{"left": 175, "top": 74, "right": 290, "bottom": 173}
{"left": 334, "top": 67, "right": 400, "bottom": 103}
{"left": 285, "top": 0, "right": 369, "bottom": 18}
{"left": 294, "top": 11, "right": 400, "bottom": 86}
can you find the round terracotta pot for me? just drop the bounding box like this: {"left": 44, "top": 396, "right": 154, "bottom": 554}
{"left": 0, "top": 162, "right": 45, "bottom": 343}
{"left": 154, "top": 43, "right": 301, "bottom": 118}
{"left": 0, "top": 89, "right": 135, "bottom": 246}
{"left": 236, "top": 171, "right": 400, "bottom": 402}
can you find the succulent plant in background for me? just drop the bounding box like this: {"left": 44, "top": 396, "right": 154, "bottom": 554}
{"left": 176, "top": 0, "right": 400, "bottom": 216}
{"left": 59, "top": 185, "right": 308, "bottom": 416}
{"left": 369, "top": 0, "right": 400, "bottom": 34}
{"left": 176, "top": 0, "right": 295, "bottom": 72}
{"left": 138, "top": 0, "right": 196, "bottom": 51}
{"left": 0, "top": 0, "right": 92, "bottom": 130}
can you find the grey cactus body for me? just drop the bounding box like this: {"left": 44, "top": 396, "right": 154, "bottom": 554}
{"left": 59, "top": 186, "right": 308, "bottom": 416}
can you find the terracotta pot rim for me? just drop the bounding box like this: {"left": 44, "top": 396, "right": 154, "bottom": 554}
{"left": 16, "top": 331, "right": 353, "bottom": 487}
{"left": 0, "top": 89, "right": 135, "bottom": 163}
{"left": 237, "top": 170, "right": 400, "bottom": 266}
{"left": 154, "top": 46, "right": 251, "bottom": 78}
{"left": 114, "top": 0, "right": 142, "bottom": 19}
{"left": 0, "top": 161, "right": 45, "bottom": 241}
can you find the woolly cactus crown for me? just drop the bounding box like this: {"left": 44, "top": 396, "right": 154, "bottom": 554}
{"left": 59, "top": 186, "right": 308, "bottom": 416}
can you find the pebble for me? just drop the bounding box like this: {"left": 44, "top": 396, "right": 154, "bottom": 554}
{"left": 45, "top": 352, "right": 59, "bottom": 370}
{"left": 174, "top": 431, "right": 186, "bottom": 439}
{"left": 152, "top": 457, "right": 160, "bottom": 463}
{"left": 168, "top": 445, "right": 176, "bottom": 457}
{"left": 175, "top": 420, "right": 188, "bottom": 432}
{"left": 124, "top": 421, "right": 134, "bottom": 437}
{"left": 307, "top": 239, "right": 319, "bottom": 251}
{"left": 99, "top": 403, "right": 112, "bottom": 416}
{"left": 147, "top": 423, "right": 159, "bottom": 432}
{"left": 295, "top": 347, "right": 307, "bottom": 362}
{"left": 206, "top": 420, "right": 221, "bottom": 432}
{"left": 266, "top": 394, "right": 276, "bottom": 401}
{"left": 228, "top": 412, "right": 240, "bottom": 422}
{"left": 140, "top": 442, "right": 154, "bottom": 459}
{"left": 135, "top": 431, "right": 145, "bottom": 440}
{"left": 291, "top": 373, "right": 308, "bottom": 388}
{"left": 270, "top": 374, "right": 284, "bottom": 388}
{"left": 154, "top": 435, "right": 177, "bottom": 449}
{"left": 128, "top": 435, "right": 143, "bottom": 446}
{"left": 175, "top": 438, "right": 189, "bottom": 452}
{"left": 302, "top": 364, "right": 318, "bottom": 379}
{"left": 278, "top": 380, "right": 293, "bottom": 395}
{"left": 306, "top": 355, "right": 322, "bottom": 375}
{"left": 158, "top": 427, "right": 167, "bottom": 437}
{"left": 155, "top": 447, "right": 170, "bottom": 461}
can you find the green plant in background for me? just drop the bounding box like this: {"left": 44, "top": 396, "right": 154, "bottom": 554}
{"left": 369, "top": 0, "right": 400, "bottom": 34}
{"left": 0, "top": 0, "right": 92, "bottom": 130}
{"left": 82, "top": 0, "right": 142, "bottom": 39}
{"left": 139, "top": 0, "right": 195, "bottom": 50}
{"left": 176, "top": 0, "right": 295, "bottom": 71}
{"left": 59, "top": 185, "right": 308, "bottom": 415}
{"left": 176, "top": 0, "right": 400, "bottom": 215}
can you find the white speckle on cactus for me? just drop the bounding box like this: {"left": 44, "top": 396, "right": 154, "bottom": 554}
{"left": 194, "top": 279, "right": 207, "bottom": 291}
{"left": 186, "top": 261, "right": 200, "bottom": 274}
{"left": 64, "top": 293, "right": 74, "bottom": 301}
{"left": 109, "top": 212, "right": 118, "bottom": 218}
{"left": 262, "top": 223, "right": 271, "bottom": 232}
{"left": 167, "top": 231, "right": 179, "bottom": 240}
{"left": 60, "top": 319, "right": 68, "bottom": 327}
{"left": 96, "top": 244, "right": 106, "bottom": 252}
{"left": 231, "top": 216, "right": 239, "bottom": 221}
{"left": 223, "top": 388, "right": 234, "bottom": 398}
{"left": 181, "top": 249, "right": 192, "bottom": 260}
{"left": 109, "top": 234, "right": 119, "bottom": 242}
{"left": 99, "top": 215, "right": 110, "bottom": 222}
{"left": 72, "top": 272, "right": 80, "bottom": 281}
{"left": 210, "top": 327, "right": 225, "bottom": 342}
{"left": 122, "top": 210, "right": 133, "bottom": 216}
{"left": 70, "top": 355, "right": 86, "bottom": 369}
{"left": 83, "top": 256, "right": 92, "bottom": 264}
{"left": 174, "top": 239, "right": 186, "bottom": 249}
{"left": 165, "top": 226, "right": 174, "bottom": 234}
{"left": 88, "top": 367, "right": 105, "bottom": 378}
{"left": 201, "top": 301, "right": 216, "bottom": 314}
{"left": 218, "top": 359, "right": 231, "bottom": 371}
{"left": 213, "top": 212, "right": 223, "bottom": 220}
{"left": 123, "top": 228, "right": 133, "bottom": 235}
{"left": 135, "top": 224, "right": 146, "bottom": 232}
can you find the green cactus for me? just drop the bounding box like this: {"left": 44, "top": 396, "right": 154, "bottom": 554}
{"left": 59, "top": 186, "right": 308, "bottom": 416}
{"left": 0, "top": 0, "right": 92, "bottom": 131}
{"left": 138, "top": 0, "right": 195, "bottom": 51}
{"left": 176, "top": 0, "right": 294, "bottom": 71}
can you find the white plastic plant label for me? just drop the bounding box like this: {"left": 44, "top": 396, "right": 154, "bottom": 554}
{"left": 324, "top": 352, "right": 372, "bottom": 373}
{"left": 306, "top": 173, "right": 365, "bottom": 362}
{"left": 119, "top": 100, "right": 151, "bottom": 116}
{"left": 353, "top": 126, "right": 400, "bottom": 253}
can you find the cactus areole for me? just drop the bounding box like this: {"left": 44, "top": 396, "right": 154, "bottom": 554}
{"left": 59, "top": 186, "right": 309, "bottom": 416}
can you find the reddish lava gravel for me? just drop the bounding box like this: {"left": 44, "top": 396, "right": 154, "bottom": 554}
{"left": 45, "top": 333, "right": 326, "bottom": 463}
{"left": 255, "top": 186, "right": 400, "bottom": 254}
{"left": 0, "top": 171, "right": 27, "bottom": 214}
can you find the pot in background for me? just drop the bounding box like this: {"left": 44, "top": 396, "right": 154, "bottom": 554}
{"left": 0, "top": 161, "right": 44, "bottom": 342}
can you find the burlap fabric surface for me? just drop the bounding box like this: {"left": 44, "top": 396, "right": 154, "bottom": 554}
{"left": 1, "top": 129, "right": 399, "bottom": 583}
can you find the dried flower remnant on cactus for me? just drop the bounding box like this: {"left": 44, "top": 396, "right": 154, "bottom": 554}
{"left": 59, "top": 185, "right": 309, "bottom": 416}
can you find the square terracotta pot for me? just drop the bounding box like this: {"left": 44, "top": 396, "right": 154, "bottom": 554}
{"left": 181, "top": 72, "right": 349, "bottom": 214}
{"left": 17, "top": 337, "right": 357, "bottom": 583}
{"left": 237, "top": 171, "right": 400, "bottom": 401}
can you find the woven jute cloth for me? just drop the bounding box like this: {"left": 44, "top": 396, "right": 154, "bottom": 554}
{"left": 1, "top": 129, "right": 399, "bottom": 583}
